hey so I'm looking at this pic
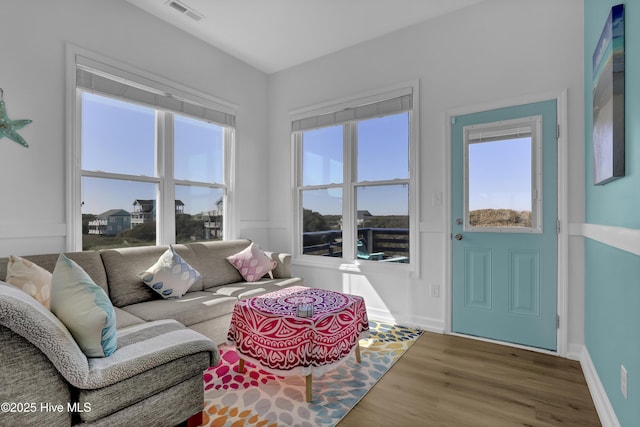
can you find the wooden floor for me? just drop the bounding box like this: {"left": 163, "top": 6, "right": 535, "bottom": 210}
{"left": 339, "top": 332, "right": 601, "bottom": 427}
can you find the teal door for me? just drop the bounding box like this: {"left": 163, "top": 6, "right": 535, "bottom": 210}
{"left": 451, "top": 100, "right": 557, "bottom": 351}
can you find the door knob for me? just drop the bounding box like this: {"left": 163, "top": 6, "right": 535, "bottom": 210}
{"left": 454, "top": 233, "right": 463, "bottom": 241}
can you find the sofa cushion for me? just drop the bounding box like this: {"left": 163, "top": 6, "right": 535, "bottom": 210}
{"left": 186, "top": 240, "right": 252, "bottom": 289}
{"left": 5, "top": 255, "right": 52, "bottom": 309}
{"left": 264, "top": 251, "right": 293, "bottom": 279}
{"left": 51, "top": 255, "right": 118, "bottom": 358}
{"left": 214, "top": 277, "right": 304, "bottom": 300}
{"left": 226, "top": 242, "right": 277, "bottom": 282}
{"left": 138, "top": 245, "right": 202, "bottom": 299}
{"left": 100, "top": 244, "right": 200, "bottom": 307}
{"left": 122, "top": 291, "right": 238, "bottom": 327}
{"left": 114, "top": 307, "right": 145, "bottom": 329}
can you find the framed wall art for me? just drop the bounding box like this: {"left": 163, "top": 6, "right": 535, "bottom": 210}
{"left": 592, "top": 3, "right": 625, "bottom": 185}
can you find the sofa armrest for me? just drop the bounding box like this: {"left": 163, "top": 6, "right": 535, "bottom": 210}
{"left": 264, "top": 251, "right": 292, "bottom": 278}
{"left": 0, "top": 326, "right": 74, "bottom": 426}
{"left": 0, "top": 283, "right": 90, "bottom": 387}
{"left": 85, "top": 320, "right": 219, "bottom": 389}
{"left": 0, "top": 283, "right": 219, "bottom": 391}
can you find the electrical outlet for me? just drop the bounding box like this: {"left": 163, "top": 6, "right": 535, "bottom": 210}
{"left": 621, "top": 365, "right": 628, "bottom": 399}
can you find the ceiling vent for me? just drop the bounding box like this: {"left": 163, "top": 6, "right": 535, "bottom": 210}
{"left": 166, "top": 0, "right": 204, "bottom": 21}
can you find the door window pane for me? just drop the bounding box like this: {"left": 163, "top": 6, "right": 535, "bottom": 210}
{"left": 301, "top": 188, "right": 343, "bottom": 257}
{"left": 302, "top": 126, "right": 343, "bottom": 186}
{"left": 358, "top": 113, "right": 409, "bottom": 181}
{"left": 175, "top": 185, "right": 224, "bottom": 243}
{"left": 174, "top": 115, "right": 224, "bottom": 183}
{"left": 467, "top": 137, "right": 532, "bottom": 228}
{"left": 355, "top": 184, "right": 409, "bottom": 262}
{"left": 82, "top": 177, "right": 157, "bottom": 250}
{"left": 81, "top": 93, "right": 156, "bottom": 176}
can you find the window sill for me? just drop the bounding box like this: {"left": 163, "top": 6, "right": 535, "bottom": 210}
{"left": 292, "top": 255, "right": 414, "bottom": 275}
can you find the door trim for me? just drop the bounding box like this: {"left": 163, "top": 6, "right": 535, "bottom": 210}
{"left": 444, "top": 89, "right": 569, "bottom": 357}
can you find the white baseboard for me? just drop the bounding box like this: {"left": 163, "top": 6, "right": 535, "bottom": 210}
{"left": 366, "top": 308, "right": 397, "bottom": 325}
{"left": 406, "top": 315, "right": 445, "bottom": 333}
{"left": 367, "top": 307, "right": 444, "bottom": 334}
{"left": 367, "top": 308, "right": 444, "bottom": 333}
{"left": 566, "top": 343, "right": 583, "bottom": 361}
{"left": 580, "top": 345, "right": 620, "bottom": 427}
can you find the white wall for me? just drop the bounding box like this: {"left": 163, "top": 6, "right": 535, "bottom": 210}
{"left": 0, "top": 0, "right": 269, "bottom": 256}
{"left": 267, "top": 0, "right": 586, "bottom": 348}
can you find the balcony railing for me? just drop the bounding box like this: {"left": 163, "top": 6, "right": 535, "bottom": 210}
{"left": 303, "top": 228, "right": 409, "bottom": 262}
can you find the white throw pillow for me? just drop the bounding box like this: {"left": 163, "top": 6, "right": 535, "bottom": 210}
{"left": 138, "top": 245, "right": 202, "bottom": 299}
{"left": 6, "top": 255, "right": 52, "bottom": 309}
{"left": 226, "top": 242, "right": 277, "bottom": 282}
{"left": 50, "top": 254, "right": 117, "bottom": 358}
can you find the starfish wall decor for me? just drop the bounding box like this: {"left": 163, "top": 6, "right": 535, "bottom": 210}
{"left": 0, "top": 89, "right": 32, "bottom": 148}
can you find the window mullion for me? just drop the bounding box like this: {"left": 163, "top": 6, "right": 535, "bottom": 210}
{"left": 157, "top": 111, "right": 176, "bottom": 244}
{"left": 342, "top": 122, "right": 357, "bottom": 261}
{"left": 69, "top": 89, "right": 83, "bottom": 251}
{"left": 354, "top": 178, "right": 410, "bottom": 187}
{"left": 223, "top": 127, "right": 234, "bottom": 239}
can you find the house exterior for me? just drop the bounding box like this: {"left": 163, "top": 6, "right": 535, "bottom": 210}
{"left": 203, "top": 197, "right": 224, "bottom": 240}
{"left": 87, "top": 209, "right": 131, "bottom": 236}
{"left": 131, "top": 199, "right": 184, "bottom": 227}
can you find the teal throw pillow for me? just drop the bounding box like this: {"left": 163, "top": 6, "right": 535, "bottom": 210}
{"left": 50, "top": 254, "right": 117, "bottom": 357}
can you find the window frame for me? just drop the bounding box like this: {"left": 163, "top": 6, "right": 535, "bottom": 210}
{"left": 291, "top": 82, "right": 419, "bottom": 270}
{"left": 65, "top": 45, "right": 237, "bottom": 251}
{"left": 462, "top": 115, "right": 543, "bottom": 234}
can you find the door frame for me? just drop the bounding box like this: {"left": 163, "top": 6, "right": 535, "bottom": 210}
{"left": 444, "top": 89, "right": 569, "bottom": 357}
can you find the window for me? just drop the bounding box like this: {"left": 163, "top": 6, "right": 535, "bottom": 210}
{"left": 293, "top": 86, "right": 416, "bottom": 264}
{"left": 70, "top": 51, "right": 235, "bottom": 251}
{"left": 463, "top": 116, "right": 542, "bottom": 233}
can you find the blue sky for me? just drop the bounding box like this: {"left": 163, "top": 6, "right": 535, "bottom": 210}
{"left": 468, "top": 137, "right": 532, "bottom": 212}
{"left": 302, "top": 113, "right": 409, "bottom": 216}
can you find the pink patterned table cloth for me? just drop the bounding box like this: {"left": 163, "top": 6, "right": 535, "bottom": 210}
{"left": 227, "top": 286, "right": 369, "bottom": 376}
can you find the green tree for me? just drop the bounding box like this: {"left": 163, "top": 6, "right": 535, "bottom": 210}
{"left": 120, "top": 222, "right": 156, "bottom": 242}
{"left": 176, "top": 214, "right": 206, "bottom": 243}
{"left": 303, "top": 209, "right": 329, "bottom": 232}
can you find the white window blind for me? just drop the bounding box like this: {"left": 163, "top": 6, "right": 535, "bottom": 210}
{"left": 292, "top": 91, "right": 412, "bottom": 132}
{"left": 76, "top": 57, "right": 235, "bottom": 127}
{"left": 467, "top": 125, "right": 533, "bottom": 144}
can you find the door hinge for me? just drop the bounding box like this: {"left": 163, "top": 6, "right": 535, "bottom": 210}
{"left": 556, "top": 220, "right": 560, "bottom": 234}
{"left": 557, "top": 314, "right": 560, "bottom": 329}
{"left": 557, "top": 124, "right": 560, "bottom": 140}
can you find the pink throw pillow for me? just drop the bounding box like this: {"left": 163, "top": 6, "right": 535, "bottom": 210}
{"left": 226, "top": 242, "right": 277, "bottom": 282}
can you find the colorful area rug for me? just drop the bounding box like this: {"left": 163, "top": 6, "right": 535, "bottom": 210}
{"left": 201, "top": 320, "right": 422, "bottom": 427}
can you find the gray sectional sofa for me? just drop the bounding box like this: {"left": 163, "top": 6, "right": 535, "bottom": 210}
{"left": 0, "top": 239, "right": 302, "bottom": 426}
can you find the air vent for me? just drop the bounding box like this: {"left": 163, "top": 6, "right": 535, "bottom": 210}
{"left": 166, "top": 0, "right": 204, "bottom": 21}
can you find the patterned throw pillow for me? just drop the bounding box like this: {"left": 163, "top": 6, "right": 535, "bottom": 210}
{"left": 50, "top": 254, "right": 117, "bottom": 358}
{"left": 226, "top": 242, "right": 277, "bottom": 282}
{"left": 138, "top": 245, "right": 202, "bottom": 299}
{"left": 6, "top": 255, "right": 52, "bottom": 309}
